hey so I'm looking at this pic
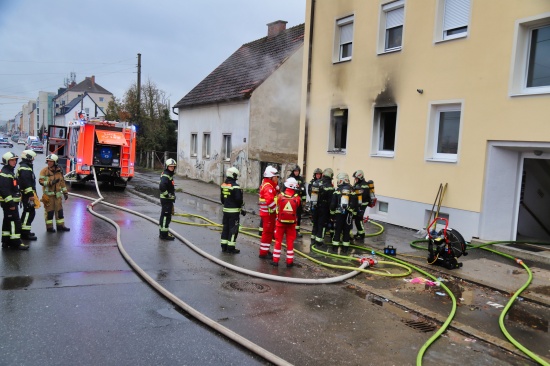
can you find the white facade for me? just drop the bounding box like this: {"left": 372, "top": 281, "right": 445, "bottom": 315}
{"left": 54, "top": 95, "right": 105, "bottom": 127}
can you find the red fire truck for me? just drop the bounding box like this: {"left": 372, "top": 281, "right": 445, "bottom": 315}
{"left": 47, "top": 117, "right": 136, "bottom": 189}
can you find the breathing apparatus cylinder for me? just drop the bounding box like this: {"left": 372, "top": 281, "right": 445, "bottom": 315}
{"left": 367, "top": 180, "right": 376, "bottom": 206}
{"left": 310, "top": 182, "right": 319, "bottom": 205}
{"left": 340, "top": 188, "right": 350, "bottom": 210}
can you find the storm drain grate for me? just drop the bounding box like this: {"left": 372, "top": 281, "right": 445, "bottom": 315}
{"left": 222, "top": 281, "right": 271, "bottom": 293}
{"left": 403, "top": 319, "right": 437, "bottom": 333}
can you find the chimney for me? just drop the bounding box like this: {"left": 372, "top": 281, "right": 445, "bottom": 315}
{"left": 267, "top": 20, "right": 287, "bottom": 38}
{"left": 91, "top": 75, "right": 95, "bottom": 86}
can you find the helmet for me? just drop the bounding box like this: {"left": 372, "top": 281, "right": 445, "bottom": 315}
{"left": 323, "top": 168, "right": 334, "bottom": 179}
{"left": 313, "top": 168, "right": 322, "bottom": 174}
{"left": 165, "top": 158, "right": 177, "bottom": 169}
{"left": 291, "top": 164, "right": 301, "bottom": 174}
{"left": 284, "top": 177, "right": 299, "bottom": 190}
{"left": 21, "top": 150, "right": 37, "bottom": 162}
{"left": 226, "top": 166, "right": 239, "bottom": 179}
{"left": 336, "top": 172, "right": 350, "bottom": 186}
{"left": 2, "top": 151, "right": 18, "bottom": 165}
{"left": 263, "top": 165, "right": 279, "bottom": 178}
{"left": 352, "top": 170, "right": 364, "bottom": 180}
{"left": 46, "top": 154, "right": 59, "bottom": 164}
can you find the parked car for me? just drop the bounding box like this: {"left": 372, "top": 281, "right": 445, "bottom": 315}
{"left": 28, "top": 141, "right": 44, "bottom": 154}
{"left": 0, "top": 137, "right": 14, "bottom": 148}
{"left": 17, "top": 138, "right": 26, "bottom": 145}
{"left": 11, "top": 134, "right": 20, "bottom": 142}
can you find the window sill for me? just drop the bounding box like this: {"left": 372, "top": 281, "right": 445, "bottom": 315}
{"left": 333, "top": 58, "right": 352, "bottom": 65}
{"left": 371, "top": 152, "right": 394, "bottom": 158}
{"left": 377, "top": 47, "right": 401, "bottom": 56}
{"left": 509, "top": 88, "right": 550, "bottom": 97}
{"left": 425, "top": 157, "right": 457, "bottom": 164}
{"left": 327, "top": 149, "right": 346, "bottom": 155}
{"left": 435, "top": 34, "right": 467, "bottom": 44}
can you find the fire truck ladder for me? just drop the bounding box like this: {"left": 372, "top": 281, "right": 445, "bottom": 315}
{"left": 121, "top": 128, "right": 133, "bottom": 177}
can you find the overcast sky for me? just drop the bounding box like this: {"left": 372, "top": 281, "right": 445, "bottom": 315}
{"left": 0, "top": 0, "right": 305, "bottom": 121}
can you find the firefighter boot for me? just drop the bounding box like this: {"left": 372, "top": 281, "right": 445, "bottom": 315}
{"left": 221, "top": 244, "right": 228, "bottom": 253}
{"left": 259, "top": 251, "right": 273, "bottom": 259}
{"left": 47, "top": 228, "right": 56, "bottom": 233}
{"left": 21, "top": 231, "right": 37, "bottom": 241}
{"left": 341, "top": 246, "right": 349, "bottom": 254}
{"left": 286, "top": 261, "right": 294, "bottom": 268}
{"left": 15, "top": 242, "right": 30, "bottom": 250}
{"left": 160, "top": 233, "right": 175, "bottom": 241}
{"left": 270, "top": 260, "right": 279, "bottom": 267}
{"left": 58, "top": 226, "right": 71, "bottom": 232}
{"left": 227, "top": 246, "right": 240, "bottom": 254}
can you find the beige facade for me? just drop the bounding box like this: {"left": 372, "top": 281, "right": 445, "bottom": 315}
{"left": 299, "top": 0, "right": 550, "bottom": 241}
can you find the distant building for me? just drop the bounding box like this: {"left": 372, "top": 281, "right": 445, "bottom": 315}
{"left": 53, "top": 76, "right": 113, "bottom": 120}
{"left": 53, "top": 92, "right": 105, "bottom": 127}
{"left": 173, "top": 21, "right": 304, "bottom": 189}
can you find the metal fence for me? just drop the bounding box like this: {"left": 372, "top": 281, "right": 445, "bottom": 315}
{"left": 136, "top": 150, "right": 177, "bottom": 170}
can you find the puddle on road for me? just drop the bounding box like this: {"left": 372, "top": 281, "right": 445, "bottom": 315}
{"left": 1, "top": 276, "right": 34, "bottom": 290}
{"left": 508, "top": 306, "right": 549, "bottom": 332}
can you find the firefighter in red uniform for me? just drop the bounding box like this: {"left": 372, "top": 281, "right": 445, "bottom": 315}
{"left": 0, "top": 152, "right": 27, "bottom": 250}
{"left": 220, "top": 167, "right": 245, "bottom": 254}
{"left": 258, "top": 165, "right": 279, "bottom": 258}
{"left": 271, "top": 177, "right": 301, "bottom": 267}
{"left": 39, "top": 154, "right": 70, "bottom": 233}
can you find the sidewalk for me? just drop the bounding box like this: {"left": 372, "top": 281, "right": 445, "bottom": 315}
{"left": 170, "top": 175, "right": 550, "bottom": 307}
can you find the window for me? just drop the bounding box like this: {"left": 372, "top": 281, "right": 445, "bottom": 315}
{"left": 202, "top": 133, "right": 211, "bottom": 158}
{"left": 379, "top": 1, "right": 404, "bottom": 53}
{"left": 190, "top": 133, "right": 197, "bottom": 157}
{"left": 372, "top": 107, "right": 397, "bottom": 157}
{"left": 426, "top": 102, "right": 463, "bottom": 162}
{"left": 435, "top": 0, "right": 470, "bottom": 42}
{"left": 222, "top": 134, "right": 231, "bottom": 161}
{"left": 328, "top": 109, "right": 348, "bottom": 152}
{"left": 510, "top": 14, "right": 550, "bottom": 95}
{"left": 335, "top": 15, "right": 354, "bottom": 62}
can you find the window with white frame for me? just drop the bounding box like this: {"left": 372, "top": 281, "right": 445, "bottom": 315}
{"left": 190, "top": 133, "right": 197, "bottom": 157}
{"left": 510, "top": 14, "right": 550, "bottom": 95}
{"left": 202, "top": 133, "right": 211, "bottom": 159}
{"left": 434, "top": 0, "right": 470, "bottom": 42}
{"left": 222, "top": 134, "right": 231, "bottom": 160}
{"left": 426, "top": 103, "right": 462, "bottom": 162}
{"left": 372, "top": 106, "right": 397, "bottom": 156}
{"left": 379, "top": 1, "right": 404, "bottom": 53}
{"left": 328, "top": 108, "right": 348, "bottom": 152}
{"left": 335, "top": 15, "right": 354, "bottom": 62}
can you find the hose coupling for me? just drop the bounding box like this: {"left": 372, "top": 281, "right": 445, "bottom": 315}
{"left": 360, "top": 257, "right": 377, "bottom": 267}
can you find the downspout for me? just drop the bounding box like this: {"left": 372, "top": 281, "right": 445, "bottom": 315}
{"left": 302, "top": 0, "right": 315, "bottom": 176}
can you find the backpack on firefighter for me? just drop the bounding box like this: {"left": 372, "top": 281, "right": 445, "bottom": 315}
{"left": 426, "top": 217, "right": 468, "bottom": 269}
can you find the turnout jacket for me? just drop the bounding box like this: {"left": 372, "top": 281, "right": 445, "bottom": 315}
{"left": 159, "top": 169, "right": 175, "bottom": 200}
{"left": 330, "top": 183, "right": 358, "bottom": 215}
{"left": 220, "top": 177, "right": 244, "bottom": 213}
{"left": 259, "top": 178, "right": 278, "bottom": 217}
{"left": 317, "top": 176, "right": 335, "bottom": 207}
{"left": 16, "top": 161, "right": 37, "bottom": 200}
{"left": 0, "top": 164, "right": 21, "bottom": 208}
{"left": 39, "top": 165, "right": 68, "bottom": 199}
{"left": 353, "top": 178, "right": 372, "bottom": 209}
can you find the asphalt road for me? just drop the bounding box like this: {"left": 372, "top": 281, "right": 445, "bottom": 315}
{"left": 0, "top": 150, "right": 547, "bottom": 365}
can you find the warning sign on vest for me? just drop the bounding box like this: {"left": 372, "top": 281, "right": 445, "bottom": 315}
{"left": 283, "top": 202, "right": 293, "bottom": 212}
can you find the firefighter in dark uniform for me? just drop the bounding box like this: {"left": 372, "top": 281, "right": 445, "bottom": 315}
{"left": 311, "top": 168, "right": 334, "bottom": 248}
{"left": 352, "top": 170, "right": 377, "bottom": 242}
{"left": 220, "top": 167, "right": 245, "bottom": 254}
{"left": 307, "top": 168, "right": 322, "bottom": 244}
{"left": 288, "top": 164, "right": 306, "bottom": 237}
{"left": 159, "top": 158, "right": 177, "bottom": 241}
{"left": 39, "top": 154, "right": 70, "bottom": 233}
{"left": 17, "top": 150, "right": 38, "bottom": 240}
{"left": 330, "top": 172, "right": 358, "bottom": 254}
{"left": 0, "top": 152, "right": 27, "bottom": 250}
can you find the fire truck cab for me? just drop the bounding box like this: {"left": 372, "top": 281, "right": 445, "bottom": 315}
{"left": 47, "top": 117, "right": 136, "bottom": 189}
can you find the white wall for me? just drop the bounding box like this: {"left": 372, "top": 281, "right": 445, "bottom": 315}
{"left": 53, "top": 96, "right": 105, "bottom": 127}
{"left": 177, "top": 101, "right": 250, "bottom": 186}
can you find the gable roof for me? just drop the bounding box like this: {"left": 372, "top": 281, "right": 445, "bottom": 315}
{"left": 56, "top": 76, "right": 112, "bottom": 98}
{"left": 174, "top": 23, "right": 305, "bottom": 109}
{"left": 58, "top": 93, "right": 104, "bottom": 116}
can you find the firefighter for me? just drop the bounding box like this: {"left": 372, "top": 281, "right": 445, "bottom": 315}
{"left": 159, "top": 158, "right": 177, "bottom": 241}
{"left": 311, "top": 168, "right": 334, "bottom": 248}
{"left": 307, "top": 168, "right": 322, "bottom": 244}
{"left": 220, "top": 167, "right": 246, "bottom": 254}
{"left": 17, "top": 150, "right": 39, "bottom": 240}
{"left": 0, "top": 152, "right": 27, "bottom": 250}
{"left": 287, "top": 164, "right": 306, "bottom": 237}
{"left": 271, "top": 177, "right": 302, "bottom": 267}
{"left": 39, "top": 154, "right": 70, "bottom": 233}
{"left": 258, "top": 165, "right": 279, "bottom": 258}
{"left": 330, "top": 172, "right": 358, "bottom": 254}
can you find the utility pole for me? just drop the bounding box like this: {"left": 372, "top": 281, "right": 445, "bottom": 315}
{"left": 137, "top": 53, "right": 141, "bottom": 125}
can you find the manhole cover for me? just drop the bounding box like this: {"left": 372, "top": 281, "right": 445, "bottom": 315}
{"left": 222, "top": 281, "right": 271, "bottom": 293}
{"left": 403, "top": 319, "right": 437, "bottom": 333}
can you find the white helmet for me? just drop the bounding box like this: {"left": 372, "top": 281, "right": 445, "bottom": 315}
{"left": 226, "top": 166, "right": 239, "bottom": 179}
{"left": 284, "top": 177, "right": 299, "bottom": 190}
{"left": 263, "top": 165, "right": 279, "bottom": 178}
{"left": 336, "top": 172, "right": 350, "bottom": 186}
